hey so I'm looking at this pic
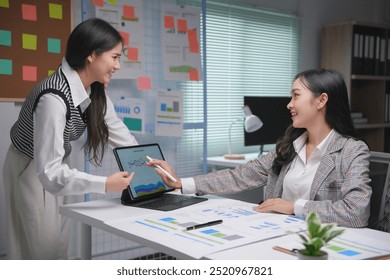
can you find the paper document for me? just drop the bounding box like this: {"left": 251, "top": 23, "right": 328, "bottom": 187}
{"left": 277, "top": 228, "right": 390, "bottom": 260}
{"left": 104, "top": 199, "right": 305, "bottom": 259}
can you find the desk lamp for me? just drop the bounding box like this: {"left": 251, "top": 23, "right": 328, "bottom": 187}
{"left": 224, "top": 105, "right": 263, "bottom": 160}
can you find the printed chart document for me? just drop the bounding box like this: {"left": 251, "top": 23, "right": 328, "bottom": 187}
{"left": 275, "top": 227, "right": 390, "bottom": 260}
{"left": 104, "top": 199, "right": 305, "bottom": 259}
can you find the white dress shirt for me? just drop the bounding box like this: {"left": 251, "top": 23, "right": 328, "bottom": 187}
{"left": 33, "top": 58, "right": 138, "bottom": 196}
{"left": 282, "top": 130, "right": 334, "bottom": 218}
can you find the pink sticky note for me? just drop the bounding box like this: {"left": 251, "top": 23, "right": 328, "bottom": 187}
{"left": 119, "top": 31, "right": 129, "bottom": 46}
{"left": 127, "top": 47, "right": 138, "bottom": 61}
{"left": 189, "top": 69, "right": 199, "bottom": 81}
{"left": 92, "top": 0, "right": 104, "bottom": 7}
{"left": 137, "top": 76, "right": 151, "bottom": 90}
{"left": 22, "top": 4, "right": 37, "bottom": 21}
{"left": 123, "top": 5, "right": 135, "bottom": 20}
{"left": 23, "top": 65, "right": 37, "bottom": 81}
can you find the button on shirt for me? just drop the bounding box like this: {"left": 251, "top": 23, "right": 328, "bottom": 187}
{"left": 33, "top": 58, "right": 138, "bottom": 196}
{"left": 282, "top": 130, "right": 334, "bottom": 218}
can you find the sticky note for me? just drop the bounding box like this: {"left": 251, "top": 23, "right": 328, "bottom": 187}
{"left": 177, "top": 19, "right": 187, "bottom": 33}
{"left": 92, "top": 0, "right": 104, "bottom": 7}
{"left": 127, "top": 47, "right": 138, "bottom": 61}
{"left": 23, "top": 65, "right": 37, "bottom": 81}
{"left": 22, "top": 4, "right": 37, "bottom": 21}
{"left": 164, "top": 16, "right": 174, "bottom": 29}
{"left": 189, "top": 69, "right": 199, "bottom": 81}
{"left": 49, "top": 3, "right": 63, "bottom": 19}
{"left": 123, "top": 5, "right": 135, "bottom": 19}
{"left": 0, "top": 0, "right": 9, "bottom": 8}
{"left": 47, "top": 38, "right": 61, "bottom": 53}
{"left": 48, "top": 69, "right": 55, "bottom": 76}
{"left": 0, "top": 59, "right": 12, "bottom": 75}
{"left": 107, "top": 0, "right": 117, "bottom": 5}
{"left": 188, "top": 29, "right": 199, "bottom": 53}
{"left": 137, "top": 76, "right": 151, "bottom": 90}
{"left": 119, "top": 31, "right": 129, "bottom": 46}
{"left": 0, "top": 30, "right": 11, "bottom": 46}
{"left": 22, "top": 33, "right": 37, "bottom": 50}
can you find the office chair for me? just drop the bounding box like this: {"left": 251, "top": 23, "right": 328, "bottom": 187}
{"left": 368, "top": 151, "right": 390, "bottom": 233}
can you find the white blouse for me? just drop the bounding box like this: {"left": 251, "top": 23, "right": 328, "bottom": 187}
{"left": 282, "top": 130, "right": 334, "bottom": 218}
{"left": 33, "top": 58, "right": 138, "bottom": 196}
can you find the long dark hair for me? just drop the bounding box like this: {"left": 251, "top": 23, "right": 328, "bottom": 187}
{"left": 272, "top": 69, "right": 360, "bottom": 174}
{"left": 65, "top": 18, "right": 123, "bottom": 165}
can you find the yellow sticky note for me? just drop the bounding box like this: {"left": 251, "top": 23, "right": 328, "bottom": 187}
{"left": 49, "top": 3, "right": 63, "bottom": 19}
{"left": 22, "top": 33, "right": 37, "bottom": 50}
{"left": 0, "top": 0, "right": 9, "bottom": 8}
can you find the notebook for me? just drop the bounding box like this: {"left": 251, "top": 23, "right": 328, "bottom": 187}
{"left": 113, "top": 143, "right": 207, "bottom": 211}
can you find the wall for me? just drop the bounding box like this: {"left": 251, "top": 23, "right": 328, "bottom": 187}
{"left": 0, "top": 0, "right": 388, "bottom": 258}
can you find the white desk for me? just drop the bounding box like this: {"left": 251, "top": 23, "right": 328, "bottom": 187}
{"left": 60, "top": 196, "right": 390, "bottom": 260}
{"left": 206, "top": 152, "right": 259, "bottom": 171}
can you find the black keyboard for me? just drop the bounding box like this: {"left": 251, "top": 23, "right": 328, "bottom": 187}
{"left": 133, "top": 194, "right": 207, "bottom": 211}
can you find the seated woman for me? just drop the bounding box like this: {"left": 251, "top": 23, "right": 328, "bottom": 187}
{"left": 148, "top": 69, "right": 372, "bottom": 228}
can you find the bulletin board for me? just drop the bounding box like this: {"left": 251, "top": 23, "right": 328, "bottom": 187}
{"left": 0, "top": 0, "right": 71, "bottom": 101}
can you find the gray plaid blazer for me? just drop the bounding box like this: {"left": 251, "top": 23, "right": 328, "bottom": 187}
{"left": 194, "top": 132, "right": 371, "bottom": 228}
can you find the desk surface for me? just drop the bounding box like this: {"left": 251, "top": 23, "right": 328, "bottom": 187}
{"left": 206, "top": 152, "right": 259, "bottom": 168}
{"left": 60, "top": 196, "right": 390, "bottom": 260}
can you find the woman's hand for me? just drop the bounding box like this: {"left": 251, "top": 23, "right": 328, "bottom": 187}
{"left": 253, "top": 198, "right": 294, "bottom": 215}
{"left": 105, "top": 171, "right": 134, "bottom": 192}
{"left": 146, "top": 158, "right": 182, "bottom": 190}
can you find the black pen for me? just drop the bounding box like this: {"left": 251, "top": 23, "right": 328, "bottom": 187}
{"left": 186, "top": 219, "right": 223, "bottom": 231}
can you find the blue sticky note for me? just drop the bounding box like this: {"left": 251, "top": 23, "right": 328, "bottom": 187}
{"left": 47, "top": 38, "right": 61, "bottom": 53}
{"left": 0, "top": 59, "right": 12, "bottom": 75}
{"left": 0, "top": 30, "right": 11, "bottom": 46}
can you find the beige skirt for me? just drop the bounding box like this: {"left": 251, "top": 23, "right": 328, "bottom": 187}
{"left": 3, "top": 144, "right": 69, "bottom": 259}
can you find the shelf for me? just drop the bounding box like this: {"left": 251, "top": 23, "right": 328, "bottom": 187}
{"left": 355, "top": 123, "right": 390, "bottom": 129}
{"left": 351, "top": 75, "right": 390, "bottom": 81}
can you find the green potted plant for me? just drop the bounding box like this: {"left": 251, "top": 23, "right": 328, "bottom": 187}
{"left": 297, "top": 212, "right": 345, "bottom": 260}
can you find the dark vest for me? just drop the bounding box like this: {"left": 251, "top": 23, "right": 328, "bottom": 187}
{"left": 10, "top": 67, "right": 87, "bottom": 159}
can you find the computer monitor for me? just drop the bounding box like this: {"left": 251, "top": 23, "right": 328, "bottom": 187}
{"left": 244, "top": 96, "right": 292, "bottom": 148}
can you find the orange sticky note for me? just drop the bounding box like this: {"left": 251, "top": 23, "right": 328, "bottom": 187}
{"left": 137, "top": 76, "right": 151, "bottom": 90}
{"left": 123, "top": 5, "right": 135, "bottom": 19}
{"left": 188, "top": 29, "right": 199, "bottom": 53}
{"left": 23, "top": 65, "right": 37, "bottom": 81}
{"left": 177, "top": 19, "right": 187, "bottom": 33}
{"left": 22, "top": 4, "right": 37, "bottom": 21}
{"left": 92, "top": 0, "right": 104, "bottom": 7}
{"left": 119, "top": 31, "right": 129, "bottom": 46}
{"left": 127, "top": 47, "right": 138, "bottom": 61}
{"left": 189, "top": 69, "right": 199, "bottom": 81}
{"left": 164, "top": 16, "right": 174, "bottom": 29}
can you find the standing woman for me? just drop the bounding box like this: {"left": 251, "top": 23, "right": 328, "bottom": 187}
{"left": 148, "top": 69, "right": 372, "bottom": 228}
{"left": 3, "top": 18, "right": 138, "bottom": 259}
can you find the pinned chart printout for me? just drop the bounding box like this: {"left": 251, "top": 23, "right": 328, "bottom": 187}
{"left": 155, "top": 89, "right": 183, "bottom": 137}
{"left": 94, "top": 0, "right": 145, "bottom": 79}
{"left": 113, "top": 97, "right": 145, "bottom": 133}
{"left": 104, "top": 199, "right": 305, "bottom": 259}
{"left": 161, "top": 4, "right": 202, "bottom": 81}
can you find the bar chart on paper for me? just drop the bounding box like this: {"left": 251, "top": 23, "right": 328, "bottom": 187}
{"left": 155, "top": 89, "right": 183, "bottom": 137}
{"left": 104, "top": 200, "right": 306, "bottom": 258}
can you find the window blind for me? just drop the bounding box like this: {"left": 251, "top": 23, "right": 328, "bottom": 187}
{"left": 204, "top": 0, "right": 300, "bottom": 156}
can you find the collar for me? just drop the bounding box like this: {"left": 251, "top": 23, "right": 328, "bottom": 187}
{"left": 293, "top": 129, "right": 335, "bottom": 157}
{"left": 61, "top": 58, "right": 90, "bottom": 111}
